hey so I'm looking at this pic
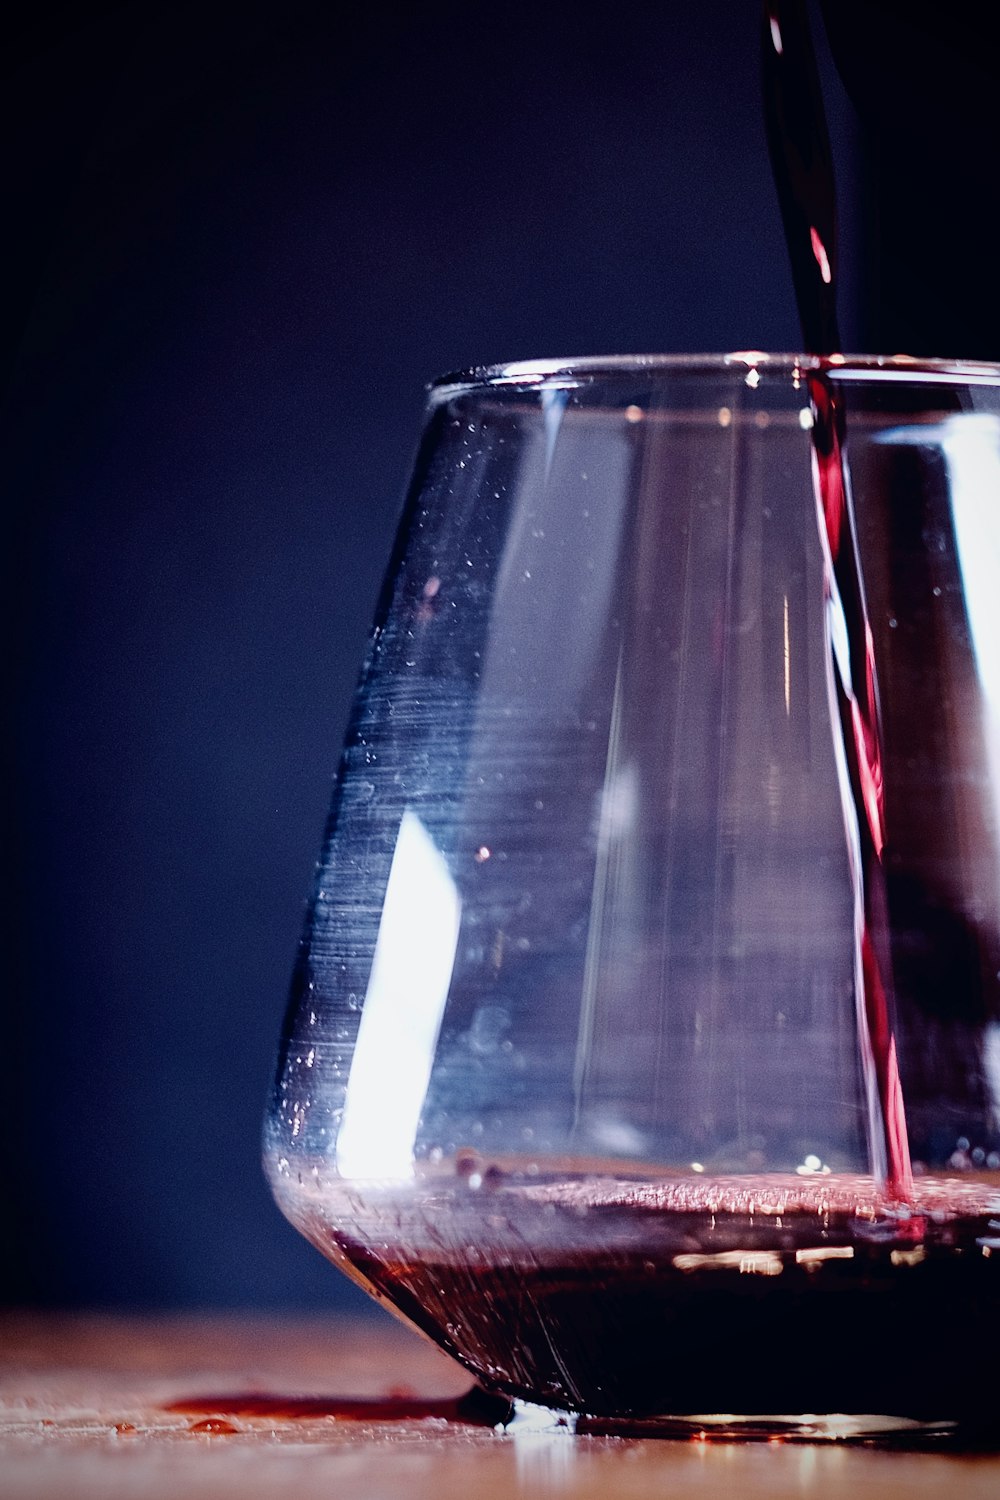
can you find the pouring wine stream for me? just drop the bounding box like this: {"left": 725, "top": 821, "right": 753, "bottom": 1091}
{"left": 761, "top": 0, "right": 913, "bottom": 1200}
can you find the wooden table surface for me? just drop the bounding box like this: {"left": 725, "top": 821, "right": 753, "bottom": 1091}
{"left": 2, "top": 1311, "right": 999, "bottom": 1499}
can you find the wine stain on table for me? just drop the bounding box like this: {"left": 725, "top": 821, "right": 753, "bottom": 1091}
{"left": 165, "top": 1384, "right": 513, "bottom": 1430}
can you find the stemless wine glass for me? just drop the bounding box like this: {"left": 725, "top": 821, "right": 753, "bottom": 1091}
{"left": 265, "top": 353, "right": 1000, "bottom": 1440}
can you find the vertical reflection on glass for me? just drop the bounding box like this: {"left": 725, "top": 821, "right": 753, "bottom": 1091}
{"left": 940, "top": 415, "right": 1000, "bottom": 1123}
{"left": 336, "top": 810, "right": 461, "bottom": 1179}
{"left": 875, "top": 413, "right": 1000, "bottom": 1129}
{"left": 941, "top": 416, "right": 1000, "bottom": 732}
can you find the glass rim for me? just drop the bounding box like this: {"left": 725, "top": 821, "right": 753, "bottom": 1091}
{"left": 429, "top": 351, "right": 1000, "bottom": 397}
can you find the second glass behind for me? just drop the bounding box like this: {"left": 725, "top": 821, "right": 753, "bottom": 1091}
{"left": 266, "top": 354, "right": 1000, "bottom": 1436}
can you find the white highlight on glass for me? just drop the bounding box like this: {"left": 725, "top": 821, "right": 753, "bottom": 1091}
{"left": 947, "top": 417, "right": 1000, "bottom": 1129}
{"left": 336, "top": 810, "right": 461, "bottom": 1179}
{"left": 937, "top": 416, "right": 1000, "bottom": 728}
{"left": 540, "top": 386, "right": 568, "bottom": 482}
{"left": 783, "top": 593, "right": 791, "bottom": 715}
{"left": 875, "top": 416, "right": 1000, "bottom": 805}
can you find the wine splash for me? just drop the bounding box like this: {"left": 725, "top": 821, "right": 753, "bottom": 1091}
{"left": 762, "top": 1, "right": 912, "bottom": 1197}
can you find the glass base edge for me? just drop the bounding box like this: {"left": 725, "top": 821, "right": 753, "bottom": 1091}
{"left": 506, "top": 1400, "right": 997, "bottom": 1447}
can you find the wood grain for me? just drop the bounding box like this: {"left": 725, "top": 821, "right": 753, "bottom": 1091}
{"left": 1, "top": 1313, "right": 998, "bottom": 1499}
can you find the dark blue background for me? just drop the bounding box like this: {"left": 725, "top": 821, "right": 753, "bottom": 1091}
{"left": 1, "top": 0, "right": 931, "bottom": 1311}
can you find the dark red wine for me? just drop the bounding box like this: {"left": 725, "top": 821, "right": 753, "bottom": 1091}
{"left": 771, "top": 3, "right": 1000, "bottom": 1173}
{"left": 806, "top": 372, "right": 913, "bottom": 1199}
{"left": 760, "top": 0, "right": 839, "bottom": 355}
{"left": 274, "top": 1166, "right": 1000, "bottom": 1421}
{"left": 763, "top": 2, "right": 912, "bottom": 1197}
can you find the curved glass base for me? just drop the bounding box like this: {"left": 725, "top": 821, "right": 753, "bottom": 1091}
{"left": 506, "top": 1401, "right": 999, "bottom": 1448}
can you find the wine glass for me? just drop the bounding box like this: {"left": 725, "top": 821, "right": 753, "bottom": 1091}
{"left": 265, "top": 352, "right": 1000, "bottom": 1440}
